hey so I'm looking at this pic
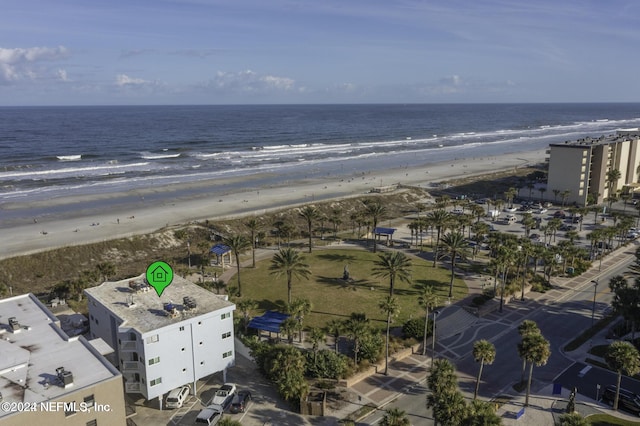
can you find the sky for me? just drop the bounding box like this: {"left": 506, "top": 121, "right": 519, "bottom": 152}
{"left": 1, "top": 0, "right": 640, "bottom": 105}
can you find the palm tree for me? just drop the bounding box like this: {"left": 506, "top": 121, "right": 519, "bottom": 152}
{"left": 236, "top": 298, "right": 258, "bottom": 334}
{"left": 428, "top": 209, "right": 451, "bottom": 267}
{"left": 326, "top": 319, "right": 343, "bottom": 354}
{"left": 418, "top": 284, "right": 438, "bottom": 356}
{"left": 243, "top": 218, "right": 261, "bottom": 267}
{"left": 222, "top": 234, "right": 252, "bottom": 297}
{"left": 269, "top": 248, "right": 311, "bottom": 305}
{"left": 538, "top": 187, "right": 546, "bottom": 202}
{"left": 552, "top": 189, "right": 561, "bottom": 203}
{"left": 463, "top": 400, "right": 502, "bottom": 425}
{"left": 517, "top": 320, "right": 540, "bottom": 385}
{"left": 440, "top": 231, "right": 470, "bottom": 298}
{"left": 380, "top": 408, "right": 410, "bottom": 426}
{"left": 604, "top": 341, "right": 640, "bottom": 411}
{"left": 299, "top": 205, "right": 320, "bottom": 253}
{"left": 288, "top": 298, "right": 312, "bottom": 343}
{"left": 372, "top": 251, "right": 412, "bottom": 296}
{"left": 518, "top": 332, "right": 551, "bottom": 406}
{"left": 344, "top": 312, "right": 369, "bottom": 365}
{"left": 306, "top": 327, "right": 326, "bottom": 365}
{"left": 472, "top": 339, "right": 496, "bottom": 400}
{"left": 607, "top": 168, "right": 622, "bottom": 197}
{"left": 379, "top": 296, "right": 400, "bottom": 375}
{"left": 365, "top": 201, "right": 387, "bottom": 252}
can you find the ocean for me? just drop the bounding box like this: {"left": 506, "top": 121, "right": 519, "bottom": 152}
{"left": 1, "top": 103, "right": 640, "bottom": 221}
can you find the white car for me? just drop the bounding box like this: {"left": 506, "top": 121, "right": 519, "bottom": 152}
{"left": 210, "top": 383, "right": 236, "bottom": 409}
{"left": 504, "top": 206, "right": 517, "bottom": 212}
{"left": 537, "top": 208, "right": 548, "bottom": 214}
{"left": 166, "top": 385, "right": 190, "bottom": 409}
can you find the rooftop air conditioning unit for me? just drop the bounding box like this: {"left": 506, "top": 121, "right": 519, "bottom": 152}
{"left": 8, "top": 317, "right": 20, "bottom": 332}
{"left": 56, "top": 367, "right": 74, "bottom": 388}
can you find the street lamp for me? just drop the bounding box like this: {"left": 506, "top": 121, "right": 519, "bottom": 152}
{"left": 431, "top": 310, "right": 440, "bottom": 369}
{"left": 591, "top": 280, "right": 599, "bottom": 327}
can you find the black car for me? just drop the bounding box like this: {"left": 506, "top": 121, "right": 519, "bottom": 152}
{"left": 229, "top": 390, "right": 252, "bottom": 414}
{"left": 602, "top": 385, "right": 640, "bottom": 416}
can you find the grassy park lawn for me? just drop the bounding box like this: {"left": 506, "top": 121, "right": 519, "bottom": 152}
{"left": 236, "top": 247, "right": 467, "bottom": 330}
{"left": 586, "top": 413, "right": 640, "bottom": 425}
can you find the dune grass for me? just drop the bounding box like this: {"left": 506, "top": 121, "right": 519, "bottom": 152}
{"left": 236, "top": 247, "right": 467, "bottom": 330}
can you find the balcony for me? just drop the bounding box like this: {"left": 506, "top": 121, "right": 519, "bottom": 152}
{"left": 120, "top": 341, "right": 137, "bottom": 351}
{"left": 125, "top": 382, "right": 142, "bottom": 393}
{"left": 122, "top": 361, "right": 140, "bottom": 372}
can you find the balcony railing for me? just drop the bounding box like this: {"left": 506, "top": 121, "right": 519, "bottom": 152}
{"left": 122, "top": 361, "right": 140, "bottom": 371}
{"left": 120, "top": 341, "right": 137, "bottom": 351}
{"left": 125, "top": 382, "right": 142, "bottom": 393}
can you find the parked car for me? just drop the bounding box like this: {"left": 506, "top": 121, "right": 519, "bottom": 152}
{"left": 229, "top": 390, "right": 252, "bottom": 414}
{"left": 165, "top": 385, "right": 190, "bottom": 409}
{"left": 503, "top": 206, "right": 517, "bottom": 212}
{"left": 559, "top": 224, "right": 576, "bottom": 231}
{"left": 210, "top": 383, "right": 236, "bottom": 409}
{"left": 529, "top": 233, "right": 540, "bottom": 241}
{"left": 537, "top": 208, "right": 548, "bottom": 214}
{"left": 602, "top": 385, "right": 640, "bottom": 416}
{"left": 452, "top": 207, "right": 464, "bottom": 215}
{"left": 628, "top": 232, "right": 639, "bottom": 239}
{"left": 554, "top": 210, "right": 566, "bottom": 219}
{"left": 195, "top": 404, "right": 224, "bottom": 425}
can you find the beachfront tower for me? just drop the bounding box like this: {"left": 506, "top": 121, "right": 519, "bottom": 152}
{"left": 546, "top": 129, "right": 640, "bottom": 206}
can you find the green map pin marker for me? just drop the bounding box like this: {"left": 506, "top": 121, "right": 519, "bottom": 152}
{"left": 146, "top": 261, "right": 174, "bottom": 297}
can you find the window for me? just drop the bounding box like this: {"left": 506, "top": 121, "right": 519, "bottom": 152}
{"left": 148, "top": 356, "right": 160, "bottom": 366}
{"left": 83, "top": 394, "right": 95, "bottom": 409}
{"left": 222, "top": 331, "right": 231, "bottom": 339}
{"left": 65, "top": 405, "right": 76, "bottom": 417}
{"left": 150, "top": 377, "right": 162, "bottom": 387}
{"left": 221, "top": 312, "right": 230, "bottom": 320}
{"left": 179, "top": 326, "right": 185, "bottom": 331}
{"left": 86, "top": 420, "right": 97, "bottom": 426}
{"left": 146, "top": 334, "right": 159, "bottom": 344}
{"left": 222, "top": 350, "right": 232, "bottom": 359}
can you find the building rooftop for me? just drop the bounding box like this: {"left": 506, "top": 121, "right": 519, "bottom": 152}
{"left": 550, "top": 130, "right": 640, "bottom": 148}
{"left": 85, "top": 274, "right": 234, "bottom": 334}
{"left": 0, "top": 294, "right": 120, "bottom": 414}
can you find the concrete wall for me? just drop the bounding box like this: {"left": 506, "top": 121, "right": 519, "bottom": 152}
{"left": 547, "top": 145, "right": 590, "bottom": 205}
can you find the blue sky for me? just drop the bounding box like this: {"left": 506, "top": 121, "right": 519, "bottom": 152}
{"left": 2, "top": 0, "right": 639, "bottom": 105}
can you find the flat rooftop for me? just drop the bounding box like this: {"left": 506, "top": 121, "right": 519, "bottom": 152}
{"left": 0, "top": 294, "right": 120, "bottom": 414}
{"left": 550, "top": 130, "right": 640, "bottom": 148}
{"left": 85, "top": 274, "right": 234, "bottom": 334}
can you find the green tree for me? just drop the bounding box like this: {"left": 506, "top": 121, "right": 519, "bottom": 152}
{"left": 243, "top": 217, "right": 261, "bottom": 267}
{"left": 472, "top": 340, "right": 496, "bottom": 400}
{"left": 380, "top": 408, "right": 410, "bottom": 426}
{"left": 288, "top": 298, "right": 312, "bottom": 343}
{"left": 426, "top": 358, "right": 467, "bottom": 426}
{"left": 326, "top": 319, "right": 343, "bottom": 354}
{"left": 269, "top": 248, "right": 311, "bottom": 305}
{"left": 222, "top": 234, "right": 252, "bottom": 297}
{"left": 604, "top": 341, "right": 640, "bottom": 411}
{"left": 517, "top": 320, "right": 540, "bottom": 385}
{"left": 428, "top": 209, "right": 452, "bottom": 267}
{"left": 372, "top": 251, "right": 412, "bottom": 296}
{"left": 462, "top": 400, "right": 502, "bottom": 426}
{"left": 518, "top": 332, "right": 551, "bottom": 406}
{"left": 365, "top": 201, "right": 387, "bottom": 252}
{"left": 609, "top": 275, "right": 640, "bottom": 341}
{"left": 607, "top": 168, "right": 622, "bottom": 196}
{"left": 440, "top": 231, "right": 470, "bottom": 298}
{"left": 379, "top": 296, "right": 400, "bottom": 375}
{"left": 306, "top": 327, "right": 326, "bottom": 366}
{"left": 218, "top": 417, "right": 243, "bottom": 426}
{"left": 264, "top": 345, "right": 309, "bottom": 402}
{"left": 344, "top": 312, "right": 369, "bottom": 365}
{"left": 299, "top": 205, "right": 320, "bottom": 253}
{"left": 236, "top": 299, "right": 258, "bottom": 334}
{"left": 418, "top": 284, "right": 438, "bottom": 356}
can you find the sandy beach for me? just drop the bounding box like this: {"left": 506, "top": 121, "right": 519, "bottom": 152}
{"left": 0, "top": 149, "right": 546, "bottom": 260}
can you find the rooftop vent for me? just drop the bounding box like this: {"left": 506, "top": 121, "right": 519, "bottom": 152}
{"left": 164, "top": 302, "right": 178, "bottom": 317}
{"left": 8, "top": 317, "right": 20, "bottom": 332}
{"left": 56, "top": 367, "right": 74, "bottom": 388}
{"left": 183, "top": 296, "right": 197, "bottom": 310}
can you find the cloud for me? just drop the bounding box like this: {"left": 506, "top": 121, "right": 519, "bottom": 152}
{"left": 57, "top": 69, "right": 69, "bottom": 82}
{"left": 202, "top": 69, "right": 301, "bottom": 94}
{"left": 115, "top": 74, "right": 150, "bottom": 86}
{"left": 0, "top": 46, "right": 69, "bottom": 83}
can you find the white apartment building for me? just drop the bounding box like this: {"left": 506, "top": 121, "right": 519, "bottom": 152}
{"left": 546, "top": 129, "right": 640, "bottom": 206}
{"left": 85, "top": 274, "right": 235, "bottom": 409}
{"left": 0, "top": 294, "right": 126, "bottom": 426}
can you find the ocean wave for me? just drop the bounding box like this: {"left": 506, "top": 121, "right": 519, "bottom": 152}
{"left": 140, "top": 152, "right": 181, "bottom": 159}
{"left": 0, "top": 162, "right": 152, "bottom": 180}
{"left": 56, "top": 154, "right": 82, "bottom": 161}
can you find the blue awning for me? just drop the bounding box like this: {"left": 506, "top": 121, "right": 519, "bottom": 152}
{"left": 248, "top": 311, "right": 290, "bottom": 333}
{"left": 210, "top": 244, "right": 231, "bottom": 255}
{"left": 374, "top": 227, "right": 396, "bottom": 236}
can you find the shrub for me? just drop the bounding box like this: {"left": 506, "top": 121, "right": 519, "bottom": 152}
{"left": 402, "top": 318, "right": 425, "bottom": 340}
{"left": 305, "top": 349, "right": 349, "bottom": 379}
{"left": 359, "top": 331, "right": 383, "bottom": 363}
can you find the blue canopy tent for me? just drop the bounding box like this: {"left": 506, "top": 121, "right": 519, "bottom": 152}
{"left": 248, "top": 311, "right": 290, "bottom": 340}
{"left": 373, "top": 227, "right": 396, "bottom": 246}
{"left": 210, "top": 243, "right": 231, "bottom": 267}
